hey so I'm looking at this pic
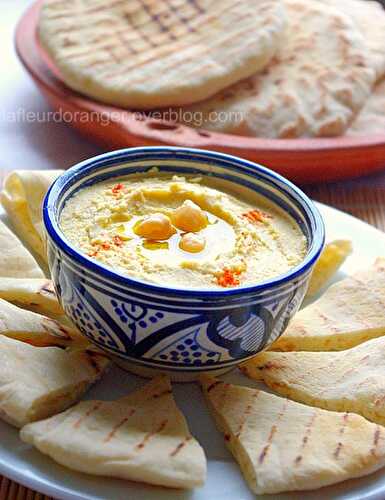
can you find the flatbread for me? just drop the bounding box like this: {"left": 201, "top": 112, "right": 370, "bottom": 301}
{"left": 1, "top": 170, "right": 63, "bottom": 261}
{"left": 0, "top": 278, "right": 63, "bottom": 317}
{"left": 200, "top": 376, "right": 385, "bottom": 495}
{"left": 272, "top": 258, "right": 385, "bottom": 351}
{"left": 319, "top": 0, "right": 385, "bottom": 80}
{"left": 0, "top": 297, "right": 86, "bottom": 348}
{"left": 241, "top": 336, "right": 385, "bottom": 427}
{"left": 348, "top": 78, "right": 385, "bottom": 136}
{"left": 0, "top": 335, "right": 109, "bottom": 428}
{"left": 0, "top": 218, "right": 43, "bottom": 278}
{"left": 38, "top": 0, "right": 286, "bottom": 109}
{"left": 306, "top": 240, "right": 352, "bottom": 298}
{"left": 21, "top": 376, "right": 206, "bottom": 489}
{"left": 178, "top": 0, "right": 375, "bottom": 138}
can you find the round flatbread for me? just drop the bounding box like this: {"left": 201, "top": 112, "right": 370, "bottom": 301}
{"left": 39, "top": 0, "right": 287, "bottom": 109}
{"left": 319, "top": 0, "right": 385, "bottom": 80}
{"left": 178, "top": 0, "right": 376, "bottom": 138}
{"left": 347, "top": 78, "right": 385, "bottom": 136}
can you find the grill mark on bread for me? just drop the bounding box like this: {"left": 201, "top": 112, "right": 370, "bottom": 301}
{"left": 294, "top": 411, "right": 317, "bottom": 465}
{"left": 151, "top": 389, "right": 172, "bottom": 399}
{"left": 137, "top": 0, "right": 177, "bottom": 40}
{"left": 51, "top": 0, "right": 215, "bottom": 38}
{"left": 87, "top": 0, "right": 127, "bottom": 15}
{"left": 56, "top": 0, "right": 247, "bottom": 74}
{"left": 48, "top": 0, "right": 127, "bottom": 26}
{"left": 314, "top": 308, "right": 336, "bottom": 329}
{"left": 68, "top": 39, "right": 136, "bottom": 67}
{"left": 187, "top": 0, "right": 204, "bottom": 14}
{"left": 123, "top": 6, "right": 157, "bottom": 50}
{"left": 73, "top": 402, "right": 103, "bottom": 429}
{"left": 206, "top": 380, "right": 223, "bottom": 393}
{"left": 235, "top": 391, "right": 260, "bottom": 438}
{"left": 103, "top": 408, "right": 136, "bottom": 442}
{"left": 163, "top": 0, "right": 196, "bottom": 33}
{"left": 334, "top": 412, "right": 349, "bottom": 459}
{"left": 259, "top": 360, "right": 283, "bottom": 371}
{"left": 170, "top": 436, "right": 192, "bottom": 457}
{"left": 332, "top": 292, "right": 373, "bottom": 330}
{"left": 89, "top": 0, "right": 129, "bottom": 16}
{"left": 85, "top": 350, "right": 109, "bottom": 374}
{"left": 371, "top": 425, "right": 381, "bottom": 457}
{"left": 350, "top": 275, "right": 385, "bottom": 310}
{"left": 259, "top": 399, "right": 288, "bottom": 464}
{"left": 102, "top": 14, "right": 255, "bottom": 79}
{"left": 39, "top": 280, "right": 56, "bottom": 297}
{"left": 135, "top": 419, "right": 168, "bottom": 450}
{"left": 328, "top": 352, "right": 370, "bottom": 389}
{"left": 42, "top": 318, "right": 74, "bottom": 342}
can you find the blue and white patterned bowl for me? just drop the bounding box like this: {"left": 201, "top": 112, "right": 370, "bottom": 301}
{"left": 43, "top": 147, "right": 324, "bottom": 380}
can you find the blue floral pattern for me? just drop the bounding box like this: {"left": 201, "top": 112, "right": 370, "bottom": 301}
{"left": 50, "top": 248, "right": 309, "bottom": 371}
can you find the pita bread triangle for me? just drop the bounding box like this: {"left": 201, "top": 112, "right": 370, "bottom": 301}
{"left": 0, "top": 278, "right": 63, "bottom": 317}
{"left": 200, "top": 375, "right": 385, "bottom": 495}
{"left": 306, "top": 240, "right": 352, "bottom": 298}
{"left": 273, "top": 258, "right": 385, "bottom": 351}
{"left": 1, "top": 170, "right": 63, "bottom": 261}
{"left": 0, "top": 297, "right": 86, "bottom": 348}
{"left": 241, "top": 336, "right": 385, "bottom": 427}
{"left": 0, "top": 335, "right": 109, "bottom": 427}
{"left": 0, "top": 218, "right": 43, "bottom": 279}
{"left": 21, "top": 376, "right": 206, "bottom": 489}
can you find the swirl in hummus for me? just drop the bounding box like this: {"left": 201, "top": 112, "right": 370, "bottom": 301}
{"left": 60, "top": 174, "right": 307, "bottom": 289}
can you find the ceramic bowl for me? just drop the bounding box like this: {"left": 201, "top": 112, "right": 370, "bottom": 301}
{"left": 43, "top": 147, "right": 324, "bottom": 380}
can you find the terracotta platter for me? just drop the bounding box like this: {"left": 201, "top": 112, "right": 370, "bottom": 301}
{"left": 15, "top": 1, "right": 385, "bottom": 184}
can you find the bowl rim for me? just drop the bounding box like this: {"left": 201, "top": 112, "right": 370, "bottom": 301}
{"left": 43, "top": 146, "right": 325, "bottom": 298}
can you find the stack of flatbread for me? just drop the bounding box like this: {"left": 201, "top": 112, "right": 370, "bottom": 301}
{"left": 4, "top": 169, "right": 385, "bottom": 494}
{"left": 38, "top": 0, "right": 385, "bottom": 138}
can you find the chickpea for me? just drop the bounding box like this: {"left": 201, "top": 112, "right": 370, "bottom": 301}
{"left": 171, "top": 200, "right": 208, "bottom": 232}
{"left": 179, "top": 232, "right": 206, "bottom": 253}
{"left": 134, "top": 213, "right": 175, "bottom": 240}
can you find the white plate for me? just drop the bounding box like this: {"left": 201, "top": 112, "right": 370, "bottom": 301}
{"left": 1, "top": 202, "right": 385, "bottom": 500}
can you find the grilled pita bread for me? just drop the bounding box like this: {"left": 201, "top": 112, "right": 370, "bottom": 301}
{"left": 0, "top": 219, "right": 43, "bottom": 279}
{"left": 21, "top": 376, "right": 206, "bottom": 489}
{"left": 306, "top": 240, "right": 352, "bottom": 298}
{"left": 1, "top": 170, "right": 63, "bottom": 261}
{"left": 241, "top": 336, "right": 385, "bottom": 427}
{"left": 200, "top": 376, "right": 385, "bottom": 495}
{"left": 319, "top": 0, "right": 385, "bottom": 80}
{"left": 0, "top": 335, "right": 109, "bottom": 428}
{"left": 273, "top": 258, "right": 385, "bottom": 351}
{"left": 0, "top": 278, "right": 63, "bottom": 317}
{"left": 0, "top": 297, "right": 86, "bottom": 348}
{"left": 179, "top": 0, "right": 375, "bottom": 138}
{"left": 38, "top": 0, "right": 286, "bottom": 109}
{"left": 348, "top": 78, "right": 385, "bottom": 136}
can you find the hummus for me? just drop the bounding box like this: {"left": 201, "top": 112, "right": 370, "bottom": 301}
{"left": 60, "top": 175, "right": 307, "bottom": 289}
